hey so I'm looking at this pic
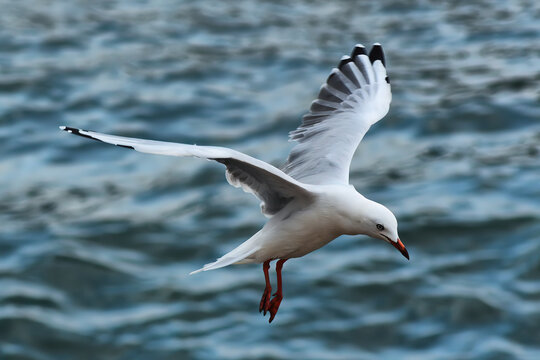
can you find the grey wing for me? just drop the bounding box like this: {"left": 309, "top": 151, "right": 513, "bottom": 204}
{"left": 60, "top": 127, "right": 313, "bottom": 216}
{"left": 284, "top": 44, "right": 392, "bottom": 185}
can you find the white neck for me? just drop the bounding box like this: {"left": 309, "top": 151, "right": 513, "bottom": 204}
{"left": 323, "top": 186, "right": 380, "bottom": 237}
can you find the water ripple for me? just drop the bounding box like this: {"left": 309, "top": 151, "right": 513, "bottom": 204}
{"left": 1, "top": 0, "right": 540, "bottom": 359}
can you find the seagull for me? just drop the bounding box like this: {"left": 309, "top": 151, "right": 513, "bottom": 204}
{"left": 60, "top": 43, "right": 409, "bottom": 323}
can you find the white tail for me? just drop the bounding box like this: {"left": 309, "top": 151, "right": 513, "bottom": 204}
{"left": 189, "top": 232, "right": 262, "bottom": 275}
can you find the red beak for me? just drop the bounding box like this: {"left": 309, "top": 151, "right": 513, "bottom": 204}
{"left": 392, "top": 238, "right": 409, "bottom": 260}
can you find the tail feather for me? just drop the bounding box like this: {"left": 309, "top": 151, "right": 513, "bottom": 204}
{"left": 190, "top": 240, "right": 260, "bottom": 275}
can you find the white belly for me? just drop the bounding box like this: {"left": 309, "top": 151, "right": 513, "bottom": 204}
{"left": 249, "top": 198, "right": 344, "bottom": 261}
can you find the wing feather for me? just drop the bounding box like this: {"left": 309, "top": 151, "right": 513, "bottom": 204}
{"left": 283, "top": 43, "right": 392, "bottom": 185}
{"left": 60, "top": 126, "right": 313, "bottom": 216}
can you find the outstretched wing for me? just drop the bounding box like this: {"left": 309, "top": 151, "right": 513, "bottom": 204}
{"left": 283, "top": 43, "right": 392, "bottom": 185}
{"left": 60, "top": 126, "right": 313, "bottom": 216}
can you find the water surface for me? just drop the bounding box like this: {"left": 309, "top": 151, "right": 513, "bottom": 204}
{"left": 1, "top": 1, "right": 540, "bottom": 359}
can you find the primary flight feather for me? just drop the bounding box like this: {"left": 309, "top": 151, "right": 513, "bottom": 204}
{"left": 60, "top": 43, "right": 409, "bottom": 323}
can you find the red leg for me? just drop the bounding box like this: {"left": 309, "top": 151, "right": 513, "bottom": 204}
{"left": 268, "top": 258, "right": 288, "bottom": 323}
{"left": 259, "top": 260, "right": 272, "bottom": 314}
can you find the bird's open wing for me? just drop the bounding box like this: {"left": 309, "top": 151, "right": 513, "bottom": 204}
{"left": 283, "top": 44, "right": 392, "bottom": 185}
{"left": 60, "top": 126, "right": 313, "bottom": 216}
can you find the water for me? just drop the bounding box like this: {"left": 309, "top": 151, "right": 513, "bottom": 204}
{"left": 1, "top": 0, "right": 539, "bottom": 359}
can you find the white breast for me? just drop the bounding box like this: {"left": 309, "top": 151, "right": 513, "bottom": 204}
{"left": 249, "top": 185, "right": 359, "bottom": 261}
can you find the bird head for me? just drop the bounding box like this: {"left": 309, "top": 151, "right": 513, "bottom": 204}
{"left": 361, "top": 200, "right": 409, "bottom": 260}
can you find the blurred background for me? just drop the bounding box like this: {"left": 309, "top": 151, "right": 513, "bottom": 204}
{"left": 1, "top": 0, "right": 539, "bottom": 359}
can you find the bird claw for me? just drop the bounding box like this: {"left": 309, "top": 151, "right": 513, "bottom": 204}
{"left": 259, "top": 288, "right": 283, "bottom": 322}
{"left": 259, "top": 258, "right": 287, "bottom": 323}
{"left": 267, "top": 293, "right": 283, "bottom": 323}
{"left": 259, "top": 287, "right": 272, "bottom": 315}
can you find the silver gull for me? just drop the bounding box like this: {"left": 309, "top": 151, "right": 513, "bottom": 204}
{"left": 60, "top": 43, "right": 409, "bottom": 323}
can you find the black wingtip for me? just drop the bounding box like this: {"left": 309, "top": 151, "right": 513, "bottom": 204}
{"left": 60, "top": 125, "right": 86, "bottom": 134}
{"left": 326, "top": 70, "right": 337, "bottom": 82}
{"left": 338, "top": 55, "right": 354, "bottom": 70}
{"left": 60, "top": 126, "right": 102, "bottom": 142}
{"left": 60, "top": 126, "right": 135, "bottom": 150}
{"left": 369, "top": 43, "right": 386, "bottom": 66}
{"left": 117, "top": 144, "right": 134, "bottom": 150}
{"left": 60, "top": 126, "right": 76, "bottom": 132}
{"left": 351, "top": 44, "right": 367, "bottom": 58}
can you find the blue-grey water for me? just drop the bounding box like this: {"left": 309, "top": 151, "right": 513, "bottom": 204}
{"left": 1, "top": 1, "right": 540, "bottom": 359}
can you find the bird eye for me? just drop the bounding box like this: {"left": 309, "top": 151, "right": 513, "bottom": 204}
{"left": 376, "top": 224, "right": 384, "bottom": 231}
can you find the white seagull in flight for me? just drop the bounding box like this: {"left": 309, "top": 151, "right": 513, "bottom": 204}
{"left": 61, "top": 44, "right": 409, "bottom": 323}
